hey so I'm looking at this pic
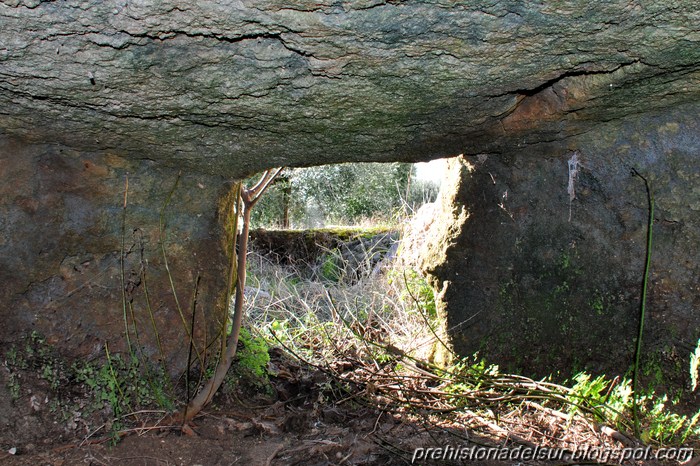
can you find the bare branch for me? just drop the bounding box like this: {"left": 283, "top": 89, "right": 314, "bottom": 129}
{"left": 249, "top": 167, "right": 279, "bottom": 195}
{"left": 249, "top": 167, "right": 284, "bottom": 206}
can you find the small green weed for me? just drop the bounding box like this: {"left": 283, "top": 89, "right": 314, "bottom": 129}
{"left": 220, "top": 327, "right": 273, "bottom": 396}
{"left": 567, "top": 373, "right": 631, "bottom": 423}
{"left": 5, "top": 346, "right": 21, "bottom": 367}
{"left": 7, "top": 372, "right": 20, "bottom": 400}
{"left": 4, "top": 332, "right": 68, "bottom": 395}
{"left": 444, "top": 356, "right": 500, "bottom": 397}
{"left": 567, "top": 371, "right": 700, "bottom": 445}
{"left": 639, "top": 394, "right": 698, "bottom": 444}
{"left": 4, "top": 332, "right": 174, "bottom": 444}
{"left": 73, "top": 351, "right": 173, "bottom": 417}
{"left": 395, "top": 269, "right": 437, "bottom": 318}
{"left": 589, "top": 291, "right": 605, "bottom": 316}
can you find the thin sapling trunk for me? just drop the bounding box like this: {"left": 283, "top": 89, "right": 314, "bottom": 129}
{"left": 180, "top": 168, "right": 281, "bottom": 424}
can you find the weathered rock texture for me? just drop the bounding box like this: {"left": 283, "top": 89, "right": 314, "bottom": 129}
{"left": 419, "top": 104, "right": 700, "bottom": 386}
{"left": 1, "top": 1, "right": 699, "bottom": 376}
{"left": 1, "top": 1, "right": 699, "bottom": 171}
{"left": 0, "top": 135, "right": 235, "bottom": 373}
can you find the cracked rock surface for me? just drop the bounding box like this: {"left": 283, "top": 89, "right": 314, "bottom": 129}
{"left": 1, "top": 0, "right": 699, "bottom": 173}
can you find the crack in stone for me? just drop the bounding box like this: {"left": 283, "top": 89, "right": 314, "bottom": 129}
{"left": 110, "top": 28, "right": 315, "bottom": 59}
{"left": 512, "top": 60, "right": 643, "bottom": 96}
{"left": 492, "top": 59, "right": 663, "bottom": 132}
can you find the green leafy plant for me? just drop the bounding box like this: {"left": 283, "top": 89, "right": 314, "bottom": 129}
{"left": 4, "top": 332, "right": 68, "bottom": 394}
{"left": 628, "top": 391, "right": 700, "bottom": 445}
{"left": 3, "top": 331, "right": 174, "bottom": 444}
{"left": 73, "top": 349, "right": 173, "bottom": 419}
{"left": 564, "top": 371, "right": 699, "bottom": 445}
{"left": 5, "top": 346, "right": 20, "bottom": 367}
{"left": 589, "top": 291, "right": 605, "bottom": 316}
{"left": 7, "top": 372, "right": 20, "bottom": 400}
{"left": 444, "top": 357, "right": 500, "bottom": 396}
{"left": 400, "top": 269, "right": 437, "bottom": 319}
{"left": 567, "top": 373, "right": 631, "bottom": 423}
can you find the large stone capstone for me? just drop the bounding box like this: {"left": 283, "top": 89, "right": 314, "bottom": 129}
{"left": 1, "top": 1, "right": 699, "bottom": 377}
{"left": 1, "top": 1, "right": 699, "bottom": 172}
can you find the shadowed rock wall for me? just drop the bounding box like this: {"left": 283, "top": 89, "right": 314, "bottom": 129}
{"left": 420, "top": 103, "right": 700, "bottom": 388}
{"left": 0, "top": 136, "right": 235, "bottom": 374}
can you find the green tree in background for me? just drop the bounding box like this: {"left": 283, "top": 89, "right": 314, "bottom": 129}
{"left": 250, "top": 162, "right": 437, "bottom": 228}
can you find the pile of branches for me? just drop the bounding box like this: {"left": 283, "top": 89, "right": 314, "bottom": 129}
{"left": 272, "top": 318, "right": 654, "bottom": 465}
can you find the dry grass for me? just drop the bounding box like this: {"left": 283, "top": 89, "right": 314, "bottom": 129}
{"left": 239, "top": 248, "right": 698, "bottom": 465}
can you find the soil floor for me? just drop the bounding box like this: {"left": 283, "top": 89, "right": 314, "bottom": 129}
{"left": 1, "top": 348, "right": 697, "bottom": 466}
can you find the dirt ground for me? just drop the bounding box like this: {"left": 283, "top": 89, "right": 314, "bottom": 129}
{"left": 1, "top": 345, "right": 697, "bottom": 466}
{"left": 0, "top": 409, "right": 514, "bottom": 466}
{"left": 0, "top": 352, "right": 498, "bottom": 466}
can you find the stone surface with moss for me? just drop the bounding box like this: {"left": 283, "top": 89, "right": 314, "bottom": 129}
{"left": 418, "top": 107, "right": 700, "bottom": 398}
